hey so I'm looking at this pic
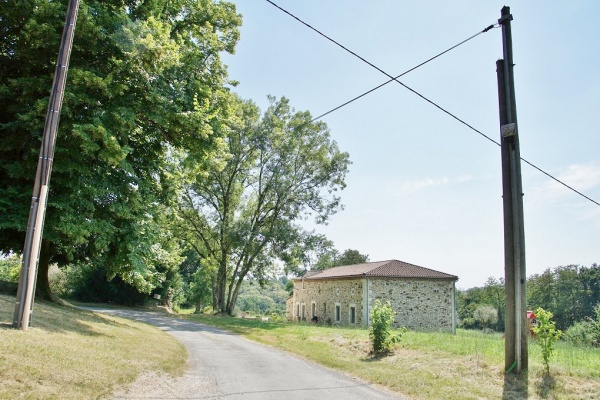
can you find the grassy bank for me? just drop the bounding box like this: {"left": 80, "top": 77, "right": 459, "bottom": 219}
{"left": 183, "top": 313, "right": 600, "bottom": 399}
{"left": 0, "top": 295, "right": 186, "bottom": 399}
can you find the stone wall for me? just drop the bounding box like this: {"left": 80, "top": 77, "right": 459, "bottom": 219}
{"left": 291, "top": 278, "right": 364, "bottom": 325}
{"left": 291, "top": 276, "right": 456, "bottom": 332}
{"left": 368, "top": 278, "right": 455, "bottom": 332}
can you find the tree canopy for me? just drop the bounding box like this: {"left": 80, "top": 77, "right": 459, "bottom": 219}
{"left": 0, "top": 0, "right": 241, "bottom": 297}
{"left": 178, "top": 96, "right": 350, "bottom": 314}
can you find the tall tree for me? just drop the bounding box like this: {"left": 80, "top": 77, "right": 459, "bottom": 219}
{"left": 0, "top": 0, "right": 241, "bottom": 298}
{"left": 333, "top": 249, "right": 369, "bottom": 267}
{"left": 179, "top": 96, "right": 350, "bottom": 314}
{"left": 528, "top": 264, "right": 598, "bottom": 330}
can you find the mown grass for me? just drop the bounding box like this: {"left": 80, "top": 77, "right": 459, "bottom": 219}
{"left": 183, "top": 313, "right": 600, "bottom": 400}
{"left": 0, "top": 294, "right": 186, "bottom": 399}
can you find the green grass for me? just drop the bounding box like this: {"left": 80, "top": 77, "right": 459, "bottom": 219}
{"left": 0, "top": 294, "right": 186, "bottom": 399}
{"left": 183, "top": 313, "right": 600, "bottom": 400}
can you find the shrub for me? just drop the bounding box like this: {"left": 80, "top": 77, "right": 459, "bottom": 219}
{"left": 65, "top": 264, "right": 149, "bottom": 306}
{"left": 48, "top": 265, "right": 69, "bottom": 297}
{"left": 0, "top": 253, "right": 21, "bottom": 283}
{"left": 563, "top": 305, "right": 600, "bottom": 347}
{"left": 533, "top": 307, "right": 562, "bottom": 375}
{"left": 369, "top": 300, "right": 407, "bottom": 355}
{"left": 564, "top": 320, "right": 593, "bottom": 346}
{"left": 473, "top": 304, "right": 498, "bottom": 332}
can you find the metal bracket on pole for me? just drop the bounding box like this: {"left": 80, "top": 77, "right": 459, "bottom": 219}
{"left": 501, "top": 123, "right": 516, "bottom": 138}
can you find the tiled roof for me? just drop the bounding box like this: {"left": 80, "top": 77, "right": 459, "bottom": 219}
{"left": 299, "top": 260, "right": 458, "bottom": 281}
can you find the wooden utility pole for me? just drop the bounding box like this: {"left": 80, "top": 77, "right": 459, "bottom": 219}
{"left": 496, "top": 6, "right": 528, "bottom": 372}
{"left": 13, "top": 0, "right": 80, "bottom": 330}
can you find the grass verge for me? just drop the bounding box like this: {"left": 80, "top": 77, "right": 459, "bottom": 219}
{"left": 182, "top": 313, "right": 600, "bottom": 400}
{"left": 0, "top": 294, "right": 186, "bottom": 399}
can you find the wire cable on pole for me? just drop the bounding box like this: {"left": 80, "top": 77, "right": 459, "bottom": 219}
{"left": 265, "top": 0, "right": 600, "bottom": 208}
{"left": 311, "top": 25, "right": 498, "bottom": 122}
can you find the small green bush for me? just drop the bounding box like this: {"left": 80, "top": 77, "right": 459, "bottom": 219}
{"left": 563, "top": 305, "right": 600, "bottom": 347}
{"left": 564, "top": 320, "right": 593, "bottom": 346}
{"left": 533, "top": 307, "right": 562, "bottom": 375}
{"left": 369, "top": 300, "right": 407, "bottom": 355}
{"left": 0, "top": 253, "right": 21, "bottom": 283}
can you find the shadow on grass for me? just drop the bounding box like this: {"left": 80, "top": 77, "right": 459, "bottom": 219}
{"left": 535, "top": 374, "right": 557, "bottom": 399}
{"left": 183, "top": 313, "right": 287, "bottom": 335}
{"left": 502, "top": 371, "right": 529, "bottom": 400}
{"left": 0, "top": 294, "right": 144, "bottom": 336}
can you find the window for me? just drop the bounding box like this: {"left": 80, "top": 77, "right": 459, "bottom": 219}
{"left": 323, "top": 302, "right": 327, "bottom": 316}
{"left": 349, "top": 305, "right": 356, "bottom": 324}
{"left": 311, "top": 302, "right": 316, "bottom": 318}
{"left": 301, "top": 303, "right": 306, "bottom": 321}
{"left": 296, "top": 304, "right": 300, "bottom": 321}
{"left": 335, "top": 303, "right": 341, "bottom": 323}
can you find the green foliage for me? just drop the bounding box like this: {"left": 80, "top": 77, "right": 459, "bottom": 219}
{"left": 188, "top": 266, "right": 213, "bottom": 313}
{"left": 457, "top": 277, "right": 505, "bottom": 332}
{"left": 179, "top": 96, "right": 350, "bottom": 314}
{"left": 473, "top": 304, "right": 498, "bottom": 331}
{"left": 236, "top": 279, "right": 289, "bottom": 316}
{"left": 369, "top": 300, "right": 406, "bottom": 355}
{"left": 528, "top": 264, "right": 600, "bottom": 330}
{"left": 590, "top": 305, "right": 600, "bottom": 347}
{"left": 285, "top": 279, "right": 294, "bottom": 296}
{"left": 564, "top": 320, "right": 594, "bottom": 347}
{"left": 533, "top": 307, "right": 563, "bottom": 375}
{"left": 564, "top": 305, "right": 600, "bottom": 347}
{"left": 48, "top": 265, "right": 69, "bottom": 297}
{"left": 0, "top": 0, "right": 241, "bottom": 294}
{"left": 311, "top": 247, "right": 369, "bottom": 271}
{"left": 0, "top": 254, "right": 21, "bottom": 283}
{"left": 334, "top": 249, "right": 369, "bottom": 267}
{"left": 64, "top": 264, "right": 149, "bottom": 306}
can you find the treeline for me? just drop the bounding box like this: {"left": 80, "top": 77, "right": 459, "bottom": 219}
{"left": 458, "top": 263, "right": 600, "bottom": 332}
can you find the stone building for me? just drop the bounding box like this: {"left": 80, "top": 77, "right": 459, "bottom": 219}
{"left": 286, "top": 259, "right": 458, "bottom": 332}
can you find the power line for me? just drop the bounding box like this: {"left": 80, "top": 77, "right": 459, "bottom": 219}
{"left": 265, "top": 0, "right": 600, "bottom": 208}
{"left": 311, "top": 25, "right": 498, "bottom": 122}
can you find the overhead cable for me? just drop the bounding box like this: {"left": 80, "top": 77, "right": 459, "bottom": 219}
{"left": 265, "top": 0, "right": 600, "bottom": 208}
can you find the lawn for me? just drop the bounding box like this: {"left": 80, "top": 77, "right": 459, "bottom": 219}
{"left": 183, "top": 313, "right": 600, "bottom": 400}
{"left": 0, "top": 294, "right": 186, "bottom": 399}
{"left": 1, "top": 295, "right": 598, "bottom": 399}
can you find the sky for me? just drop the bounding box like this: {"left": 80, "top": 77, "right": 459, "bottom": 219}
{"left": 221, "top": 1, "right": 600, "bottom": 289}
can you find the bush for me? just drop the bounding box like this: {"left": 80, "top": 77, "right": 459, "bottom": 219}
{"left": 65, "top": 264, "right": 149, "bottom": 306}
{"left": 369, "top": 300, "right": 407, "bottom": 355}
{"left": 473, "top": 304, "right": 498, "bottom": 332}
{"left": 48, "top": 265, "right": 69, "bottom": 297}
{"left": 533, "top": 307, "right": 562, "bottom": 375}
{"left": 564, "top": 305, "right": 600, "bottom": 347}
{"left": 0, "top": 254, "right": 21, "bottom": 283}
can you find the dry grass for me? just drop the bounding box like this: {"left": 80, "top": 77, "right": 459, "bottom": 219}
{"left": 0, "top": 294, "right": 186, "bottom": 399}
{"left": 184, "top": 314, "right": 600, "bottom": 400}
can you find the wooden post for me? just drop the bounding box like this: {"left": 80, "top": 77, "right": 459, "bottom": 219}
{"left": 497, "top": 6, "right": 528, "bottom": 372}
{"left": 13, "top": 0, "right": 80, "bottom": 330}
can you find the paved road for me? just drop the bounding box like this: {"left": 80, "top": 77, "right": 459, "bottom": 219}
{"left": 84, "top": 308, "right": 403, "bottom": 400}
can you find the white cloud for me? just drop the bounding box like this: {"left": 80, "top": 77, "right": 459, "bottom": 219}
{"left": 394, "top": 175, "right": 473, "bottom": 196}
{"left": 532, "top": 162, "right": 600, "bottom": 201}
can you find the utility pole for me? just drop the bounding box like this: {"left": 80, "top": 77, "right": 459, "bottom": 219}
{"left": 13, "top": 0, "right": 80, "bottom": 330}
{"left": 496, "top": 6, "right": 528, "bottom": 373}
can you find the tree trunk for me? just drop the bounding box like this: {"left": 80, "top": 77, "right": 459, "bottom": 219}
{"left": 165, "top": 288, "right": 174, "bottom": 312}
{"left": 194, "top": 300, "right": 203, "bottom": 314}
{"left": 215, "top": 256, "right": 228, "bottom": 313}
{"left": 35, "top": 239, "right": 53, "bottom": 301}
{"left": 226, "top": 273, "right": 245, "bottom": 315}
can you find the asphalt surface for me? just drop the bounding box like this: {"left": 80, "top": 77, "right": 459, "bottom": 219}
{"left": 84, "top": 308, "right": 403, "bottom": 400}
